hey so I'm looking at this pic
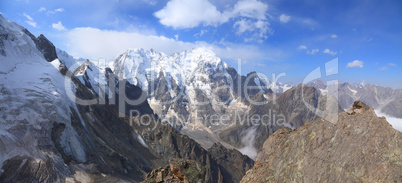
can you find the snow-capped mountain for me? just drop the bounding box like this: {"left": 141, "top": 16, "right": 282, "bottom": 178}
{"left": 106, "top": 48, "right": 294, "bottom": 148}
{"left": 113, "top": 48, "right": 226, "bottom": 93}
{"left": 308, "top": 80, "right": 402, "bottom": 118}
{"left": 74, "top": 47, "right": 339, "bottom": 160}
{"left": 0, "top": 14, "right": 343, "bottom": 180}
{"left": 0, "top": 14, "right": 91, "bottom": 180}
{"left": 268, "top": 81, "right": 293, "bottom": 94}
{"left": 0, "top": 15, "right": 255, "bottom": 182}
{"left": 0, "top": 12, "right": 80, "bottom": 161}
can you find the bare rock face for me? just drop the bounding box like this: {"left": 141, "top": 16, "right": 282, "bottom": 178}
{"left": 241, "top": 101, "right": 402, "bottom": 183}
{"left": 36, "top": 34, "right": 58, "bottom": 62}
{"left": 208, "top": 143, "right": 254, "bottom": 183}
{"left": 58, "top": 63, "right": 68, "bottom": 75}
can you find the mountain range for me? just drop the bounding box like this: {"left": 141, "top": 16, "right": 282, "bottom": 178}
{"left": 0, "top": 14, "right": 401, "bottom": 182}
{"left": 0, "top": 14, "right": 254, "bottom": 183}
{"left": 308, "top": 79, "right": 402, "bottom": 118}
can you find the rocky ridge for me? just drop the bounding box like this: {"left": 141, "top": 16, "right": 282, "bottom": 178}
{"left": 241, "top": 101, "right": 402, "bottom": 182}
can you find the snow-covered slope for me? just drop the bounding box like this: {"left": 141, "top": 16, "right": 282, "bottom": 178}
{"left": 0, "top": 14, "right": 87, "bottom": 176}
{"left": 0, "top": 15, "right": 171, "bottom": 182}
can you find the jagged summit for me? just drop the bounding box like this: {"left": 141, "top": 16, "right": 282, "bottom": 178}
{"left": 113, "top": 47, "right": 226, "bottom": 87}
{"left": 121, "top": 47, "right": 222, "bottom": 64}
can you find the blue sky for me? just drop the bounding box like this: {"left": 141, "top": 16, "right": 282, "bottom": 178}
{"left": 1, "top": 0, "right": 401, "bottom": 88}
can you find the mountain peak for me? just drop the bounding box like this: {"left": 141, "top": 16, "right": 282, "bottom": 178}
{"left": 112, "top": 47, "right": 226, "bottom": 89}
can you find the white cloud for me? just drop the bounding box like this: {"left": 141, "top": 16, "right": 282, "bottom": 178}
{"left": 52, "top": 21, "right": 67, "bottom": 31}
{"left": 233, "top": 19, "right": 271, "bottom": 42}
{"left": 379, "top": 63, "right": 397, "bottom": 71}
{"left": 297, "top": 45, "right": 307, "bottom": 50}
{"left": 279, "top": 14, "right": 291, "bottom": 23}
{"left": 64, "top": 27, "right": 192, "bottom": 59}
{"left": 154, "top": 0, "right": 270, "bottom": 42}
{"left": 47, "top": 8, "right": 64, "bottom": 14}
{"left": 155, "top": 0, "right": 268, "bottom": 28}
{"left": 323, "top": 48, "right": 337, "bottom": 55}
{"left": 231, "top": 0, "right": 268, "bottom": 20}
{"left": 194, "top": 29, "right": 208, "bottom": 37}
{"left": 38, "top": 7, "right": 46, "bottom": 12}
{"left": 234, "top": 19, "right": 254, "bottom": 34}
{"left": 23, "top": 13, "right": 37, "bottom": 27}
{"left": 54, "top": 8, "right": 64, "bottom": 12}
{"left": 346, "top": 60, "right": 364, "bottom": 68}
{"left": 388, "top": 63, "right": 396, "bottom": 67}
{"left": 379, "top": 66, "right": 388, "bottom": 71}
{"left": 60, "top": 27, "right": 283, "bottom": 63}
{"left": 331, "top": 34, "right": 337, "bottom": 38}
{"left": 307, "top": 48, "right": 319, "bottom": 55}
{"left": 253, "top": 20, "right": 271, "bottom": 41}
{"left": 154, "top": 0, "right": 225, "bottom": 28}
{"left": 26, "top": 21, "right": 37, "bottom": 27}
{"left": 23, "top": 13, "right": 33, "bottom": 21}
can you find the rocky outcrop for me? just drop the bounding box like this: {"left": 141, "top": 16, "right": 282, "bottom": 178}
{"left": 35, "top": 34, "right": 58, "bottom": 62}
{"left": 143, "top": 159, "right": 206, "bottom": 183}
{"left": 20, "top": 25, "right": 58, "bottom": 62}
{"left": 346, "top": 100, "right": 370, "bottom": 114}
{"left": 241, "top": 101, "right": 402, "bottom": 182}
{"left": 20, "top": 28, "right": 58, "bottom": 62}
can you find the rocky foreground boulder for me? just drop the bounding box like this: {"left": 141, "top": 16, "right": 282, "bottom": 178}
{"left": 241, "top": 101, "right": 402, "bottom": 182}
